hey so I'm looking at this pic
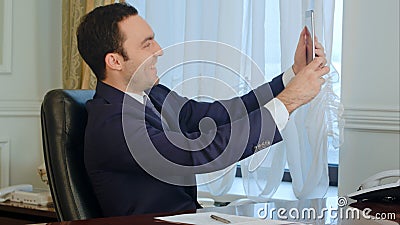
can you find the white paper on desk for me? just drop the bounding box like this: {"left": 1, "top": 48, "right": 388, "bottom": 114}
{"left": 155, "top": 212, "right": 309, "bottom": 225}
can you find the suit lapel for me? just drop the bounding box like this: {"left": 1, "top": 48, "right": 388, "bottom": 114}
{"left": 147, "top": 86, "right": 181, "bottom": 131}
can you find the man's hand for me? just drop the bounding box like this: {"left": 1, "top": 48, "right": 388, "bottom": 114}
{"left": 292, "top": 27, "right": 326, "bottom": 75}
{"left": 277, "top": 57, "right": 330, "bottom": 114}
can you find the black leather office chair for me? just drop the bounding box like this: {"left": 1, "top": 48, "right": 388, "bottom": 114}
{"left": 41, "top": 89, "right": 102, "bottom": 221}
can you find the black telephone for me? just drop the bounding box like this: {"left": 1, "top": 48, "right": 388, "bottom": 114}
{"left": 348, "top": 169, "right": 400, "bottom": 202}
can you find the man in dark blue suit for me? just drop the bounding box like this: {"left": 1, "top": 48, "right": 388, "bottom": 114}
{"left": 77, "top": 3, "right": 329, "bottom": 217}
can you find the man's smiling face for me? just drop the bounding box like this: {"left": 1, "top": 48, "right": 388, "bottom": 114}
{"left": 119, "top": 15, "right": 163, "bottom": 93}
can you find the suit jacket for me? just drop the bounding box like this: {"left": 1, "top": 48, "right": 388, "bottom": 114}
{"left": 84, "top": 74, "right": 285, "bottom": 217}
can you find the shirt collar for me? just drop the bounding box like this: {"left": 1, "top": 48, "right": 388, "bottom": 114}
{"left": 125, "top": 91, "right": 146, "bottom": 104}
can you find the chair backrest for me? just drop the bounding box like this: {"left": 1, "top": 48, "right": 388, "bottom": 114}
{"left": 41, "top": 89, "right": 102, "bottom": 221}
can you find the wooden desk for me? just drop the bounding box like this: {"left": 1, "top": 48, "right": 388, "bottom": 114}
{"left": 0, "top": 201, "right": 57, "bottom": 225}
{"left": 32, "top": 198, "right": 398, "bottom": 225}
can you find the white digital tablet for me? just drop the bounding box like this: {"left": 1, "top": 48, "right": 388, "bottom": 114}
{"left": 305, "top": 10, "right": 315, "bottom": 64}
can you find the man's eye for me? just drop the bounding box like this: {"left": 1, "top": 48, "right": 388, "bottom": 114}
{"left": 144, "top": 42, "right": 151, "bottom": 48}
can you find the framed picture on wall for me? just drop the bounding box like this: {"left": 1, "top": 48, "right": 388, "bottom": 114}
{"left": 0, "top": 0, "right": 12, "bottom": 74}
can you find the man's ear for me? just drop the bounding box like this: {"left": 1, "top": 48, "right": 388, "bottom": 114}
{"left": 105, "top": 53, "right": 123, "bottom": 71}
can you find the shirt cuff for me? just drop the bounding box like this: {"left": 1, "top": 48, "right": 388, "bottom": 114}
{"left": 264, "top": 98, "right": 289, "bottom": 131}
{"left": 282, "top": 67, "right": 296, "bottom": 87}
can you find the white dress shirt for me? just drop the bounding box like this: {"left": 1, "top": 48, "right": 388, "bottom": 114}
{"left": 126, "top": 92, "right": 147, "bottom": 104}
{"left": 264, "top": 68, "right": 295, "bottom": 131}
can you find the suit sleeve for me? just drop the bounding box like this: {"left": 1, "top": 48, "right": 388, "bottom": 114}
{"left": 132, "top": 74, "right": 285, "bottom": 176}
{"left": 150, "top": 74, "right": 284, "bottom": 133}
{"left": 124, "top": 104, "right": 282, "bottom": 176}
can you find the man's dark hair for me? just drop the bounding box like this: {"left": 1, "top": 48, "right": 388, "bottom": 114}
{"left": 77, "top": 3, "right": 138, "bottom": 81}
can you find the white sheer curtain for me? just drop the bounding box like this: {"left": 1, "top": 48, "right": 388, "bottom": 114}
{"left": 239, "top": 0, "right": 286, "bottom": 201}
{"left": 128, "top": 0, "right": 342, "bottom": 199}
{"left": 130, "top": 0, "right": 248, "bottom": 196}
{"left": 242, "top": 0, "right": 343, "bottom": 200}
{"left": 280, "top": 0, "right": 344, "bottom": 199}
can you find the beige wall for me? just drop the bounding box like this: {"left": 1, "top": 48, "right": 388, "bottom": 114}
{"left": 0, "top": 0, "right": 4, "bottom": 65}
{"left": 339, "top": 0, "right": 400, "bottom": 195}
{"left": 0, "top": 0, "right": 62, "bottom": 188}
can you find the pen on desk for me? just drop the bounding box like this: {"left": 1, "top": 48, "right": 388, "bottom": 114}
{"left": 210, "top": 214, "right": 231, "bottom": 224}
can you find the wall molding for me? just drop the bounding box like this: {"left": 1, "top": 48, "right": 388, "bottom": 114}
{"left": 0, "top": 138, "right": 10, "bottom": 187}
{"left": 343, "top": 107, "right": 400, "bottom": 133}
{"left": 0, "top": 0, "right": 13, "bottom": 74}
{"left": 0, "top": 100, "right": 41, "bottom": 117}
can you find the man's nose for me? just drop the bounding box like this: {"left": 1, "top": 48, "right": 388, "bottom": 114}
{"left": 154, "top": 41, "right": 163, "bottom": 56}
